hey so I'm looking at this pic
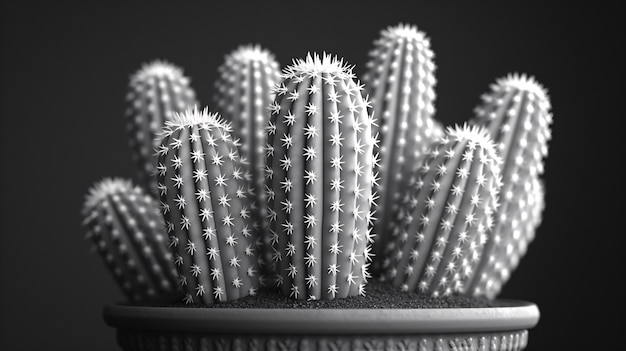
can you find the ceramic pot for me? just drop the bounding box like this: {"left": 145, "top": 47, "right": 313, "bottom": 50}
{"left": 103, "top": 299, "right": 539, "bottom": 351}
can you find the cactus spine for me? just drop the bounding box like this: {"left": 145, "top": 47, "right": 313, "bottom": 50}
{"left": 383, "top": 125, "right": 502, "bottom": 297}
{"left": 126, "top": 61, "right": 198, "bottom": 194}
{"left": 156, "top": 107, "right": 258, "bottom": 305}
{"left": 362, "top": 24, "right": 444, "bottom": 274}
{"left": 82, "top": 178, "right": 180, "bottom": 302}
{"left": 265, "top": 53, "right": 376, "bottom": 300}
{"left": 468, "top": 74, "right": 552, "bottom": 297}
{"left": 213, "top": 45, "right": 281, "bottom": 276}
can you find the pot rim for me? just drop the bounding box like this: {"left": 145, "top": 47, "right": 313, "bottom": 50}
{"left": 103, "top": 299, "right": 539, "bottom": 335}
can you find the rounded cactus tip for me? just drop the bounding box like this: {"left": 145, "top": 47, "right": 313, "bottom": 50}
{"left": 284, "top": 52, "right": 355, "bottom": 78}
{"left": 381, "top": 23, "right": 429, "bottom": 42}
{"left": 84, "top": 177, "right": 134, "bottom": 210}
{"left": 229, "top": 44, "right": 277, "bottom": 63}
{"left": 165, "top": 106, "right": 232, "bottom": 131}
{"left": 496, "top": 73, "right": 549, "bottom": 101}
{"left": 444, "top": 123, "right": 502, "bottom": 165}
{"left": 131, "top": 59, "right": 185, "bottom": 82}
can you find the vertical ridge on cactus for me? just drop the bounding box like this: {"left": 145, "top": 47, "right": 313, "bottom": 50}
{"left": 383, "top": 124, "right": 502, "bottom": 297}
{"left": 126, "top": 60, "right": 198, "bottom": 194}
{"left": 156, "top": 107, "right": 259, "bottom": 305}
{"left": 213, "top": 45, "right": 281, "bottom": 277}
{"left": 362, "top": 24, "right": 444, "bottom": 275}
{"left": 82, "top": 178, "right": 180, "bottom": 303}
{"left": 468, "top": 74, "right": 552, "bottom": 297}
{"left": 265, "top": 53, "right": 376, "bottom": 300}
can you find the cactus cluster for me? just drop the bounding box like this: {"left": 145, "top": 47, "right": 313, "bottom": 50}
{"left": 362, "top": 24, "right": 444, "bottom": 274}
{"left": 82, "top": 178, "right": 180, "bottom": 302}
{"left": 155, "top": 107, "right": 259, "bottom": 304}
{"left": 83, "top": 22, "right": 553, "bottom": 306}
{"left": 264, "top": 53, "right": 376, "bottom": 300}
{"left": 125, "top": 61, "right": 198, "bottom": 194}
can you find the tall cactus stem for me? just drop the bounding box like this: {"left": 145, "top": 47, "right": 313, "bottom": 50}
{"left": 213, "top": 45, "right": 281, "bottom": 277}
{"left": 362, "top": 24, "right": 444, "bottom": 275}
{"left": 125, "top": 60, "right": 198, "bottom": 194}
{"left": 468, "top": 74, "right": 552, "bottom": 297}
{"left": 265, "top": 53, "right": 376, "bottom": 300}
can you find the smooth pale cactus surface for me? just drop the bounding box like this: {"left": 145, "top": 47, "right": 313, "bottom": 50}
{"left": 126, "top": 61, "right": 198, "bottom": 194}
{"left": 383, "top": 125, "right": 502, "bottom": 297}
{"left": 82, "top": 178, "right": 180, "bottom": 302}
{"left": 362, "top": 24, "right": 444, "bottom": 274}
{"left": 476, "top": 176, "right": 545, "bottom": 298}
{"left": 265, "top": 53, "right": 376, "bottom": 300}
{"left": 213, "top": 45, "right": 281, "bottom": 275}
{"left": 468, "top": 74, "right": 552, "bottom": 298}
{"left": 156, "top": 107, "right": 258, "bottom": 305}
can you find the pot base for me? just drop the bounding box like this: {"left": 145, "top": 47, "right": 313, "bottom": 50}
{"left": 117, "top": 329, "right": 529, "bottom": 351}
{"left": 104, "top": 299, "right": 539, "bottom": 351}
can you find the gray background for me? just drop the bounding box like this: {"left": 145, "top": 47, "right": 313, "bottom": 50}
{"left": 1, "top": 2, "right": 620, "bottom": 350}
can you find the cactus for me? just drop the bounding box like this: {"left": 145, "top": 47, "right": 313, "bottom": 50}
{"left": 82, "top": 178, "right": 180, "bottom": 302}
{"left": 467, "top": 74, "right": 552, "bottom": 297}
{"left": 264, "top": 53, "right": 376, "bottom": 300}
{"left": 478, "top": 176, "right": 545, "bottom": 297}
{"left": 213, "top": 45, "right": 282, "bottom": 275}
{"left": 155, "top": 107, "right": 259, "bottom": 305}
{"left": 383, "top": 124, "right": 502, "bottom": 297}
{"left": 362, "top": 24, "right": 445, "bottom": 274}
{"left": 125, "top": 60, "right": 198, "bottom": 194}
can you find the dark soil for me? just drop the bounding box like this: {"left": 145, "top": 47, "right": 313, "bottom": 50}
{"left": 146, "top": 281, "right": 503, "bottom": 309}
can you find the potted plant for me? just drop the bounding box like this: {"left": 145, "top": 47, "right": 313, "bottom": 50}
{"left": 84, "top": 24, "right": 550, "bottom": 351}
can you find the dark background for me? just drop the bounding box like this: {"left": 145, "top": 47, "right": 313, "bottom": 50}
{"left": 1, "top": 2, "right": 621, "bottom": 350}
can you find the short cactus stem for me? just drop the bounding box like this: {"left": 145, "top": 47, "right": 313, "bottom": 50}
{"left": 156, "top": 107, "right": 258, "bottom": 305}
{"left": 125, "top": 60, "right": 198, "bottom": 194}
{"left": 213, "top": 45, "right": 281, "bottom": 276}
{"left": 362, "top": 24, "right": 444, "bottom": 275}
{"left": 82, "top": 178, "right": 180, "bottom": 303}
{"left": 383, "top": 124, "right": 502, "bottom": 297}
{"left": 467, "top": 74, "right": 552, "bottom": 297}
{"left": 265, "top": 53, "right": 376, "bottom": 300}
